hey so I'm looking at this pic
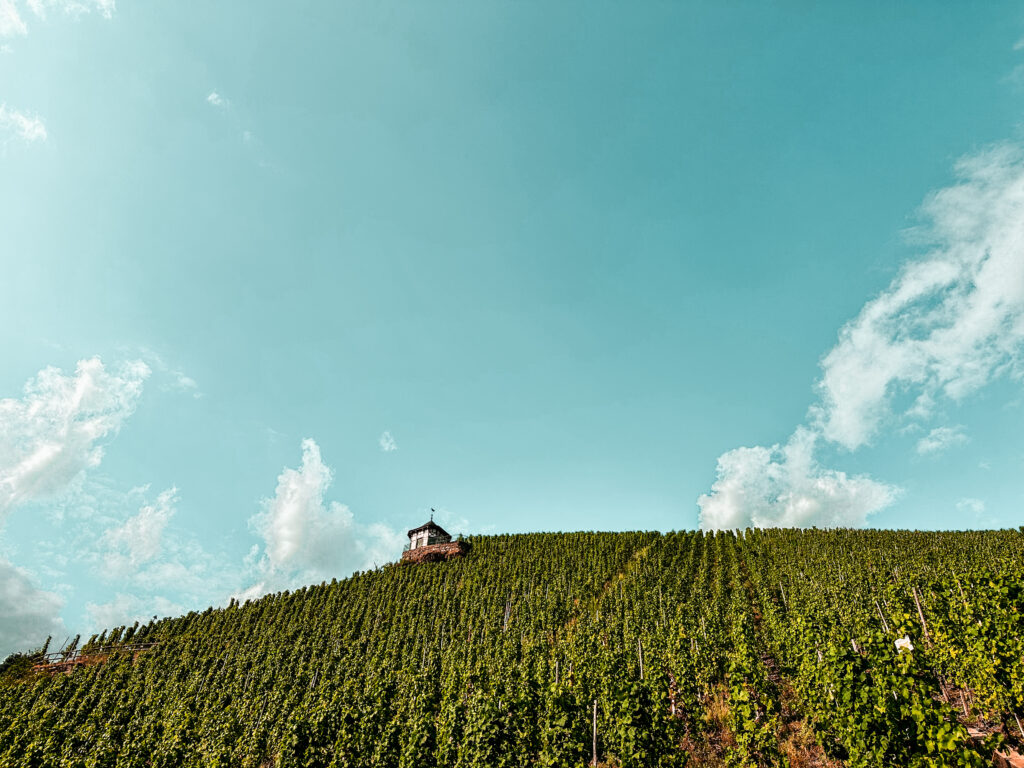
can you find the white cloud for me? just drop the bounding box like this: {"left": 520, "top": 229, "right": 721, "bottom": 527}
{"left": 100, "top": 487, "right": 176, "bottom": 575}
{"left": 82, "top": 485, "right": 235, "bottom": 609}
{"left": 0, "top": 103, "right": 46, "bottom": 142}
{"left": 239, "top": 439, "right": 403, "bottom": 600}
{"left": 698, "top": 427, "right": 898, "bottom": 530}
{"left": 2, "top": 0, "right": 115, "bottom": 146}
{"left": 25, "top": 0, "right": 113, "bottom": 22}
{"left": 814, "top": 144, "right": 1024, "bottom": 451}
{"left": 85, "top": 592, "right": 185, "bottom": 632}
{"left": 700, "top": 142, "right": 1024, "bottom": 530}
{"left": 133, "top": 348, "right": 201, "bottom": 398}
{"left": 0, "top": 0, "right": 27, "bottom": 37}
{"left": 0, "top": 358, "right": 150, "bottom": 517}
{"left": 206, "top": 91, "right": 227, "bottom": 109}
{"left": 916, "top": 425, "right": 969, "bottom": 455}
{"left": 2, "top": 0, "right": 112, "bottom": 37}
{"left": 956, "top": 497, "right": 985, "bottom": 516}
{"left": 378, "top": 430, "right": 397, "bottom": 452}
{"left": 0, "top": 558, "right": 64, "bottom": 657}
{"left": 174, "top": 373, "right": 199, "bottom": 393}
{"left": 955, "top": 497, "right": 998, "bottom": 528}
{"left": 429, "top": 506, "right": 478, "bottom": 537}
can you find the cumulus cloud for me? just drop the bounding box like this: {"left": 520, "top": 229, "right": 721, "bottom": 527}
{"left": 700, "top": 142, "right": 1024, "bottom": 530}
{"left": 0, "top": 558, "right": 64, "bottom": 657}
{"left": 0, "top": 358, "right": 150, "bottom": 517}
{"left": 239, "top": 439, "right": 403, "bottom": 600}
{"left": 0, "top": 103, "right": 46, "bottom": 142}
{"left": 698, "top": 427, "right": 898, "bottom": 530}
{"left": 916, "top": 425, "right": 969, "bottom": 455}
{"left": 378, "top": 430, "right": 397, "bottom": 452}
{"left": 815, "top": 145, "right": 1024, "bottom": 450}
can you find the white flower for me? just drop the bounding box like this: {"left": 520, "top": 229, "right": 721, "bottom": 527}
{"left": 895, "top": 636, "right": 914, "bottom": 653}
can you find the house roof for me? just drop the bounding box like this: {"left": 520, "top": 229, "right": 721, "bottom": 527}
{"left": 407, "top": 520, "right": 451, "bottom": 539}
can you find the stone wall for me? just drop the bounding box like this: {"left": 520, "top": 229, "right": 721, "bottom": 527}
{"left": 401, "top": 540, "right": 471, "bottom": 564}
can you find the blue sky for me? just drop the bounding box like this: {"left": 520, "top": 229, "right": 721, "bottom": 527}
{"left": 2, "top": 1, "right": 1024, "bottom": 654}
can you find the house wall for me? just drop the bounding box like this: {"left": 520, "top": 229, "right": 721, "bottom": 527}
{"left": 409, "top": 530, "right": 451, "bottom": 550}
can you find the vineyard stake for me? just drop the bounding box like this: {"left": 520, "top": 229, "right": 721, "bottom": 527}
{"left": 953, "top": 571, "right": 967, "bottom": 607}
{"left": 873, "top": 597, "right": 891, "bottom": 634}
{"left": 911, "top": 585, "right": 931, "bottom": 645}
{"left": 591, "top": 699, "right": 598, "bottom": 767}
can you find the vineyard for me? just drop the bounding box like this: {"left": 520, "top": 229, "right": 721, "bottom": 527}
{"left": 2, "top": 528, "right": 1024, "bottom": 767}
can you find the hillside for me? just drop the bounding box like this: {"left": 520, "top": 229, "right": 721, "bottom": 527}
{"left": 2, "top": 528, "right": 1024, "bottom": 767}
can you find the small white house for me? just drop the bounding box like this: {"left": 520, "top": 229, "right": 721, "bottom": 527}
{"left": 406, "top": 519, "right": 452, "bottom": 551}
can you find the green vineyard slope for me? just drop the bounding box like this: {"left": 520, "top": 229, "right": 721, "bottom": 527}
{"left": 2, "top": 528, "right": 1023, "bottom": 767}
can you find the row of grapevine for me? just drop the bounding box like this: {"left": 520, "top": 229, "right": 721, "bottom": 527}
{"left": 1, "top": 527, "right": 1022, "bottom": 766}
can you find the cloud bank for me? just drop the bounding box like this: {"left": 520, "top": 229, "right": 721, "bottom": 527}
{"left": 700, "top": 144, "right": 1024, "bottom": 530}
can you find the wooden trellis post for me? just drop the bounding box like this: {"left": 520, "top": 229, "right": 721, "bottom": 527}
{"left": 911, "top": 585, "right": 931, "bottom": 645}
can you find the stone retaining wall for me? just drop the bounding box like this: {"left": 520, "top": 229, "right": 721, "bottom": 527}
{"left": 401, "top": 540, "right": 471, "bottom": 564}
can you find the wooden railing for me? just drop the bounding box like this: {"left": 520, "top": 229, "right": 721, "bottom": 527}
{"left": 32, "top": 642, "right": 162, "bottom": 671}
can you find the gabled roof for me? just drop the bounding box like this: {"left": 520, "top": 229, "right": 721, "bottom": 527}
{"left": 407, "top": 520, "right": 451, "bottom": 539}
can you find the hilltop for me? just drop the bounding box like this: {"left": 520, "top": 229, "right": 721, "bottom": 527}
{"left": 1, "top": 528, "right": 1023, "bottom": 767}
